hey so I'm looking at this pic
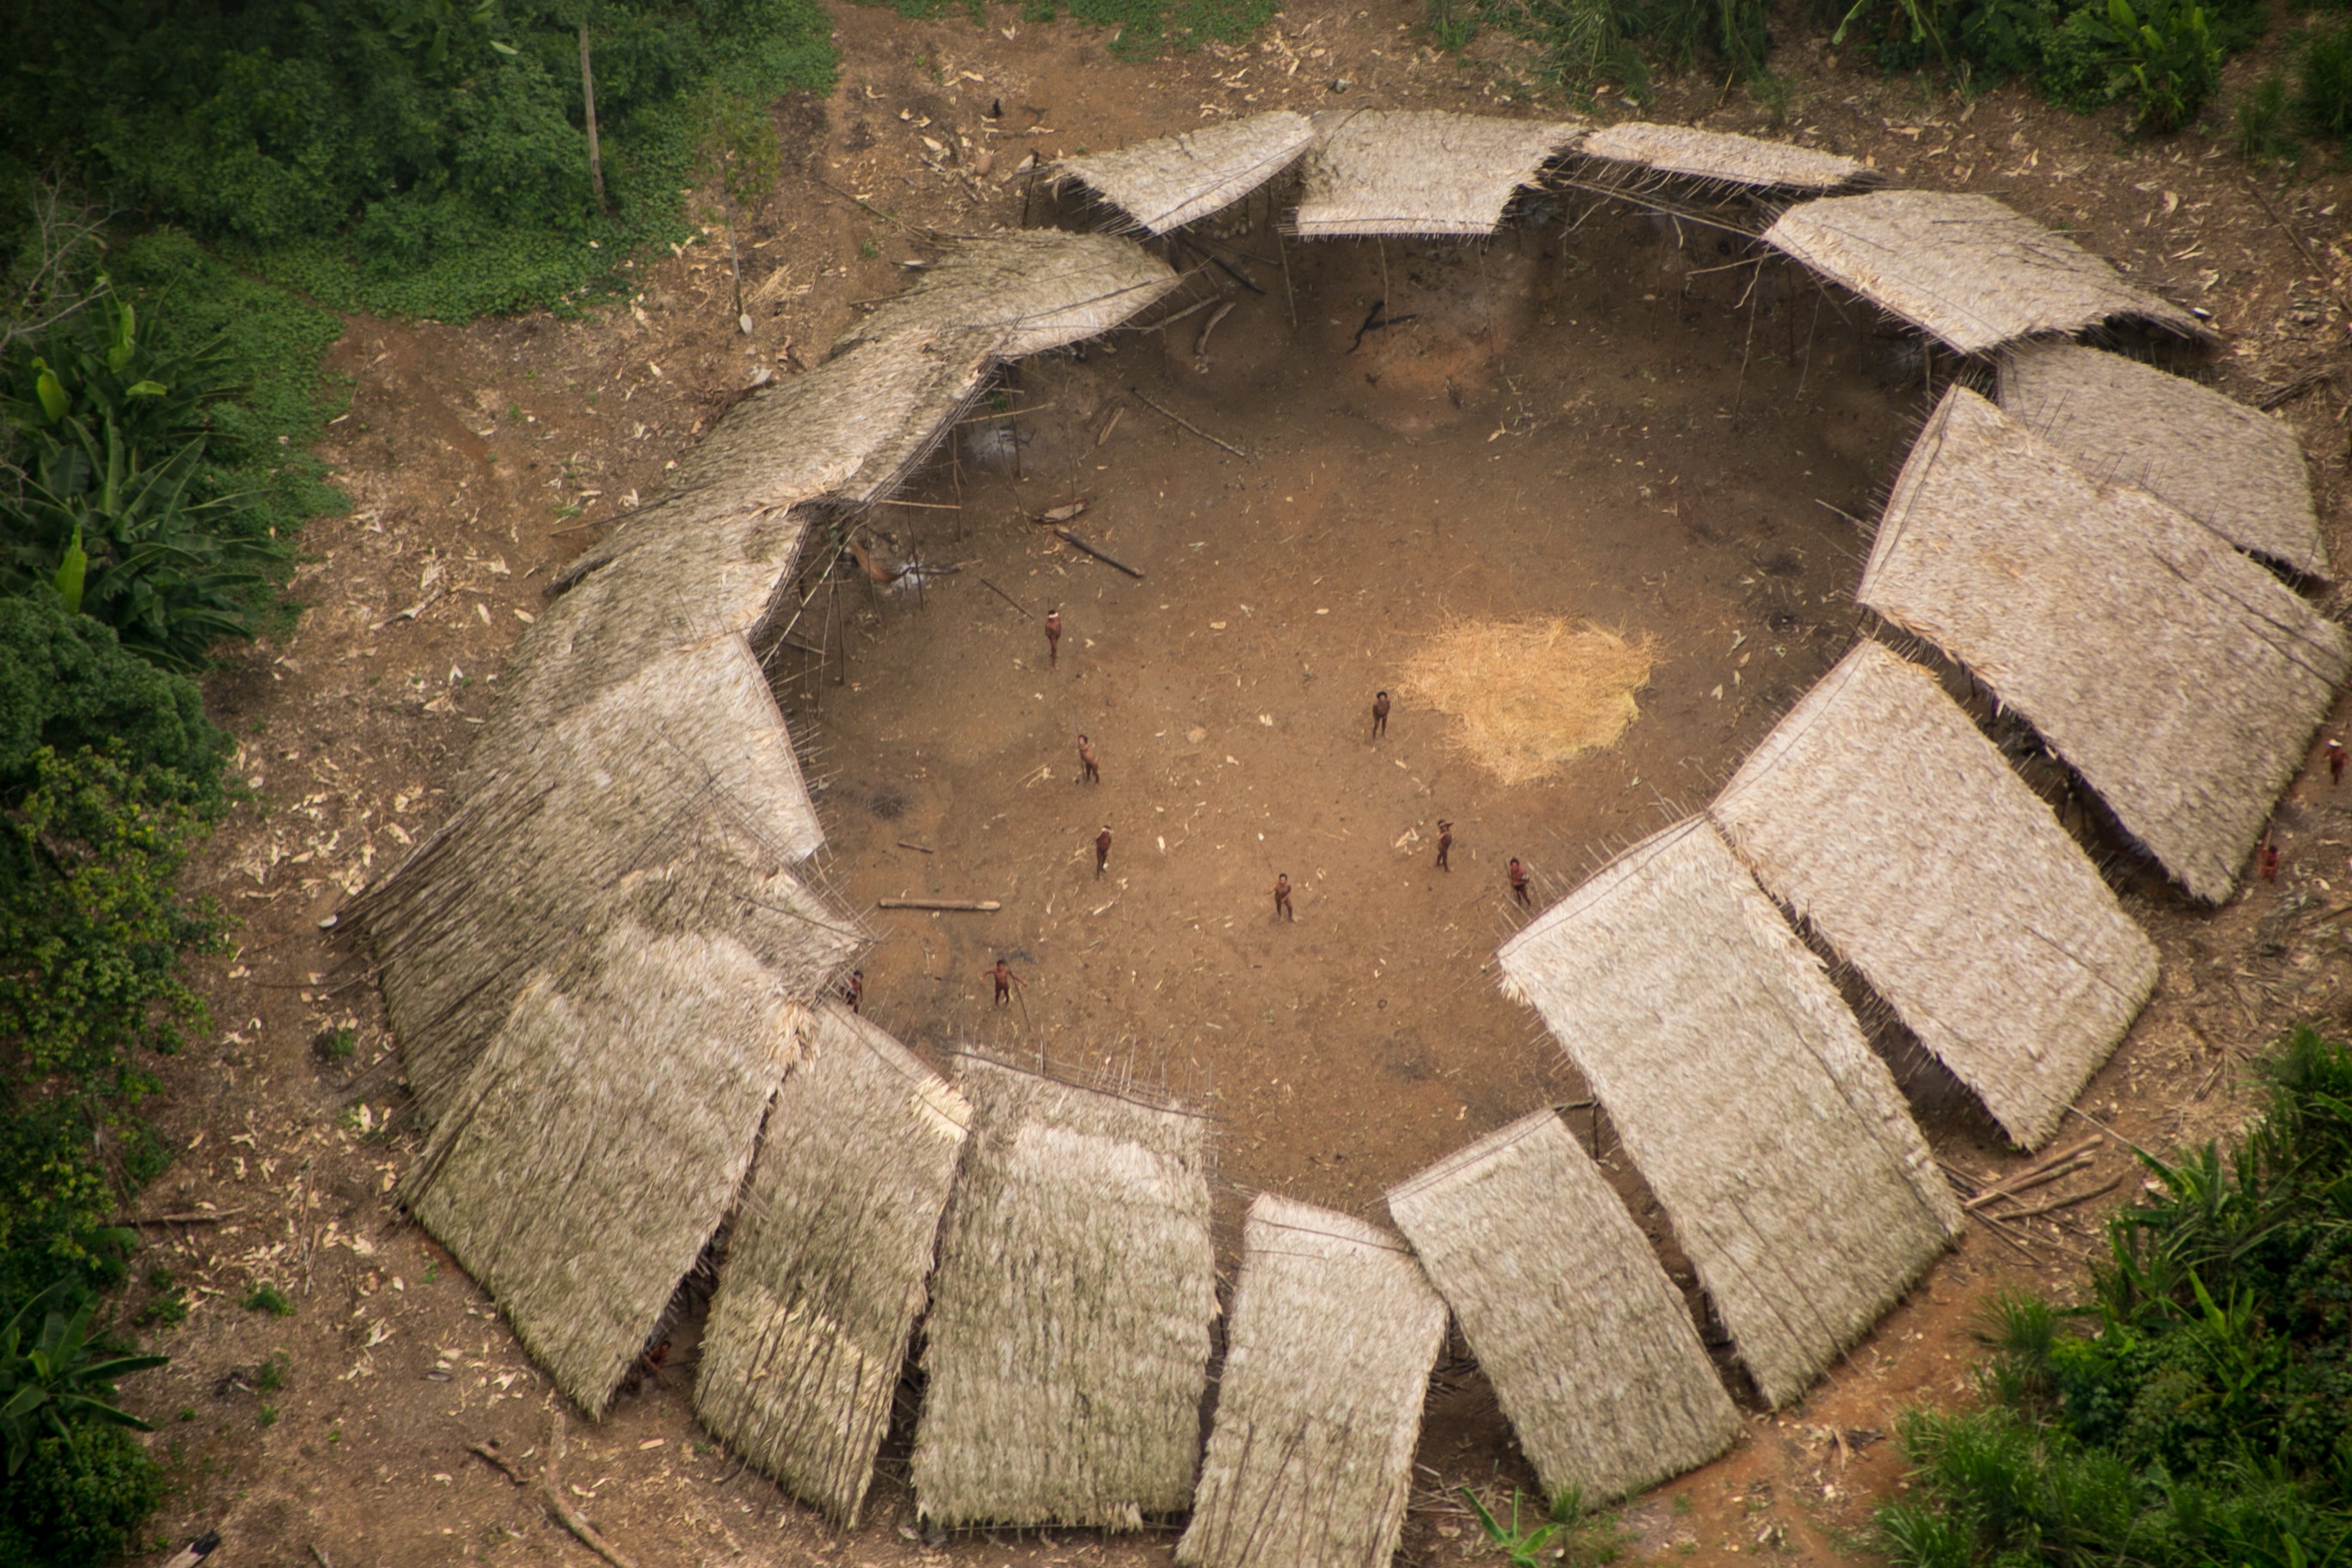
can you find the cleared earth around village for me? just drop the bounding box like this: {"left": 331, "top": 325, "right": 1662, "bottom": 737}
{"left": 114, "top": 4, "right": 2352, "bottom": 1565}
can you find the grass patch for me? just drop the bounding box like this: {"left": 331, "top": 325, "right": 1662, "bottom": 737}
{"left": 242, "top": 1283, "right": 293, "bottom": 1318}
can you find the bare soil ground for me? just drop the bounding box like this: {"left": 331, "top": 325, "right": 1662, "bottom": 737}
{"left": 119, "top": 3, "right": 2352, "bottom": 1565}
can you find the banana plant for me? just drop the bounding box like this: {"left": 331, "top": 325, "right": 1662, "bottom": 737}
{"left": 1, "top": 1280, "right": 169, "bottom": 1476}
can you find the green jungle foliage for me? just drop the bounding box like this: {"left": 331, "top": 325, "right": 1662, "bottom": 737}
{"left": 873, "top": 0, "right": 1281, "bottom": 58}
{"left": 1, "top": 0, "right": 837, "bottom": 320}
{"left": 1430, "top": 0, "right": 1775, "bottom": 93}
{"left": 0, "top": 1424, "right": 166, "bottom": 1568}
{"left": 1881, "top": 1025, "right": 2352, "bottom": 1568}
{"left": 2294, "top": 22, "right": 2352, "bottom": 144}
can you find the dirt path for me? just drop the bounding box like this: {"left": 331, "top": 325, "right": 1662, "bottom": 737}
{"left": 121, "top": 6, "right": 2352, "bottom": 1566}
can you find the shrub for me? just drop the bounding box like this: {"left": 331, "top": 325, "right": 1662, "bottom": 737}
{"left": 2295, "top": 24, "right": 2352, "bottom": 142}
{"left": 0, "top": 1424, "right": 164, "bottom": 1568}
{"left": 2237, "top": 75, "right": 2298, "bottom": 160}
{"left": 2040, "top": 0, "right": 2220, "bottom": 131}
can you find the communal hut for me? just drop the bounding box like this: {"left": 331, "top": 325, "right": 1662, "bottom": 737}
{"left": 1386, "top": 1110, "right": 1738, "bottom": 1500}
{"left": 1292, "top": 109, "right": 1586, "bottom": 236}
{"left": 1575, "top": 122, "right": 1873, "bottom": 191}
{"left": 1056, "top": 113, "right": 1318, "bottom": 234}
{"left": 911, "top": 1057, "right": 1218, "bottom": 1529}
{"left": 1712, "top": 641, "right": 2158, "bottom": 1150}
{"left": 1497, "top": 820, "right": 1963, "bottom": 1409}
{"left": 695, "top": 1005, "right": 971, "bottom": 1525}
{"left": 1763, "top": 190, "right": 2203, "bottom": 353}
{"left": 1858, "top": 387, "right": 2349, "bottom": 903}
{"left": 404, "top": 921, "right": 809, "bottom": 1413}
{"left": 1175, "top": 1197, "right": 1445, "bottom": 1568}
{"left": 1998, "top": 340, "right": 2324, "bottom": 575}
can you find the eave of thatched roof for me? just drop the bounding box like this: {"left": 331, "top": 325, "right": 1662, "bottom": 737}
{"left": 405, "top": 925, "right": 806, "bottom": 1414}
{"left": 695, "top": 1004, "right": 970, "bottom": 1526}
{"left": 1056, "top": 112, "right": 1317, "bottom": 233}
{"left": 1712, "top": 641, "right": 2158, "bottom": 1149}
{"left": 1291, "top": 109, "right": 1585, "bottom": 237}
{"left": 1386, "top": 1110, "right": 1738, "bottom": 1500}
{"left": 911, "top": 1057, "right": 1217, "bottom": 1529}
{"left": 1174, "top": 1196, "right": 1444, "bottom": 1568}
{"left": 349, "top": 635, "right": 856, "bottom": 1123}
{"left": 1763, "top": 190, "right": 2206, "bottom": 354}
{"left": 1998, "top": 340, "right": 2324, "bottom": 575}
{"left": 835, "top": 230, "right": 1179, "bottom": 360}
{"left": 1859, "top": 388, "right": 2349, "bottom": 903}
{"left": 1576, "top": 122, "right": 1874, "bottom": 191}
{"left": 1496, "top": 819, "right": 1963, "bottom": 1409}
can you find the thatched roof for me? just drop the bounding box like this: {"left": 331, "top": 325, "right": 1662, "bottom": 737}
{"left": 1763, "top": 190, "right": 2205, "bottom": 353}
{"left": 348, "top": 635, "right": 856, "bottom": 1124}
{"left": 1385, "top": 1110, "right": 1738, "bottom": 1500}
{"left": 1496, "top": 819, "right": 1963, "bottom": 1409}
{"left": 1859, "top": 388, "right": 2349, "bottom": 903}
{"left": 911, "top": 1057, "right": 1218, "bottom": 1528}
{"left": 695, "top": 1004, "right": 971, "bottom": 1525}
{"left": 405, "top": 924, "right": 806, "bottom": 1414}
{"left": 835, "top": 230, "right": 1179, "bottom": 360}
{"left": 1998, "top": 340, "right": 2324, "bottom": 574}
{"left": 1291, "top": 109, "right": 1586, "bottom": 237}
{"left": 1576, "top": 122, "right": 1873, "bottom": 191}
{"left": 1056, "top": 112, "right": 1317, "bottom": 233}
{"left": 1712, "top": 641, "right": 2159, "bottom": 1150}
{"left": 1174, "top": 1196, "right": 1444, "bottom": 1568}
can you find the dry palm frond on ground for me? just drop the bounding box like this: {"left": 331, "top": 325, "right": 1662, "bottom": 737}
{"left": 1401, "top": 618, "right": 1654, "bottom": 785}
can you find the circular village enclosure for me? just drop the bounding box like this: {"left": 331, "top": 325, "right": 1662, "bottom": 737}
{"left": 341, "top": 109, "right": 2343, "bottom": 1563}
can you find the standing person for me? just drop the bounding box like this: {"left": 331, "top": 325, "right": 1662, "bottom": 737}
{"left": 1077, "top": 733, "right": 1099, "bottom": 785}
{"left": 842, "top": 969, "right": 864, "bottom": 1014}
{"left": 1273, "top": 873, "right": 1293, "bottom": 922}
{"left": 2329, "top": 738, "right": 2345, "bottom": 786}
{"left": 1435, "top": 820, "right": 1453, "bottom": 873}
{"left": 1508, "top": 856, "right": 1532, "bottom": 908}
{"left": 2261, "top": 838, "right": 2281, "bottom": 882}
{"left": 991, "top": 958, "right": 1026, "bottom": 1008}
{"left": 1095, "top": 824, "right": 1113, "bottom": 879}
{"left": 1045, "top": 608, "right": 1063, "bottom": 670}
{"left": 1370, "top": 690, "right": 1391, "bottom": 740}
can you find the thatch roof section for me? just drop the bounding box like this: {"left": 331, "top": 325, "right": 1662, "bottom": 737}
{"left": 1712, "top": 641, "right": 2159, "bottom": 1150}
{"left": 911, "top": 1057, "right": 1217, "bottom": 1528}
{"left": 1998, "top": 340, "right": 2324, "bottom": 574}
{"left": 1175, "top": 1197, "right": 1444, "bottom": 1568}
{"left": 1859, "top": 388, "right": 2349, "bottom": 902}
{"left": 1292, "top": 110, "right": 1586, "bottom": 237}
{"left": 695, "top": 1004, "right": 970, "bottom": 1525}
{"left": 1577, "top": 122, "right": 1872, "bottom": 191}
{"left": 836, "top": 231, "right": 1178, "bottom": 360}
{"left": 349, "top": 636, "right": 858, "bottom": 1124}
{"left": 1496, "top": 820, "right": 1963, "bottom": 1409}
{"left": 1056, "top": 113, "right": 1317, "bottom": 234}
{"left": 405, "top": 924, "right": 805, "bottom": 1413}
{"left": 1386, "top": 1110, "right": 1738, "bottom": 1500}
{"left": 1763, "top": 190, "right": 2204, "bottom": 353}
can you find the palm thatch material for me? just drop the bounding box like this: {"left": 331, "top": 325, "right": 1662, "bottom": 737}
{"left": 1385, "top": 1111, "right": 1738, "bottom": 1500}
{"left": 836, "top": 230, "right": 1179, "bottom": 359}
{"left": 405, "top": 923, "right": 807, "bottom": 1414}
{"left": 347, "top": 636, "right": 858, "bottom": 1124}
{"left": 1292, "top": 109, "right": 1586, "bottom": 237}
{"left": 1577, "top": 122, "right": 1873, "bottom": 191}
{"left": 1712, "top": 641, "right": 2159, "bottom": 1150}
{"left": 1859, "top": 388, "right": 2349, "bottom": 903}
{"left": 1496, "top": 819, "right": 1963, "bottom": 1409}
{"left": 1998, "top": 340, "right": 2324, "bottom": 574}
{"left": 1175, "top": 1197, "right": 1444, "bottom": 1568}
{"left": 695, "top": 1004, "right": 971, "bottom": 1525}
{"left": 1055, "top": 113, "right": 1317, "bottom": 234}
{"left": 911, "top": 1057, "right": 1217, "bottom": 1528}
{"left": 1763, "top": 191, "right": 2204, "bottom": 353}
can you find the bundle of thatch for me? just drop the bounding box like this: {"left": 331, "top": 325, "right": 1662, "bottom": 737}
{"left": 1859, "top": 388, "right": 2349, "bottom": 902}
{"left": 1497, "top": 819, "right": 1963, "bottom": 1409}
{"left": 1998, "top": 340, "right": 2323, "bottom": 575}
{"left": 404, "top": 922, "right": 807, "bottom": 1413}
{"left": 1576, "top": 122, "right": 1874, "bottom": 191}
{"left": 1056, "top": 113, "right": 1317, "bottom": 234}
{"left": 1385, "top": 1110, "right": 1737, "bottom": 1500}
{"left": 911, "top": 1057, "right": 1217, "bottom": 1528}
{"left": 1291, "top": 109, "right": 1586, "bottom": 237}
{"left": 1763, "top": 190, "right": 2204, "bottom": 353}
{"left": 348, "top": 636, "right": 854, "bottom": 1121}
{"left": 695, "top": 1004, "right": 971, "bottom": 1525}
{"left": 1174, "top": 1196, "right": 1444, "bottom": 1568}
{"left": 836, "top": 230, "right": 1179, "bottom": 361}
{"left": 1712, "top": 641, "right": 2159, "bottom": 1149}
